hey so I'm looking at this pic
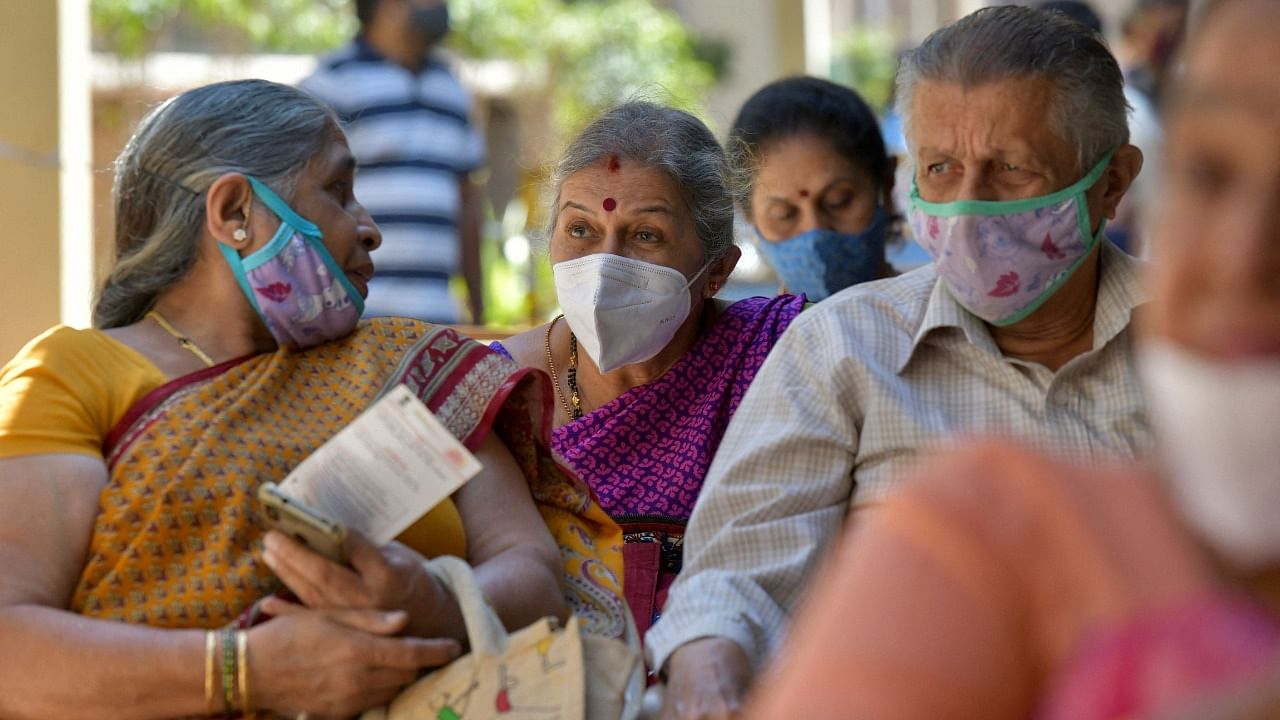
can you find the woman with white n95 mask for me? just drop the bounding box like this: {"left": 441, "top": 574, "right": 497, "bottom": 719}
{"left": 491, "top": 102, "right": 806, "bottom": 652}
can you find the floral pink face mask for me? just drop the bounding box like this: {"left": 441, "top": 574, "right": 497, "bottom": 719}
{"left": 218, "top": 176, "right": 364, "bottom": 350}
{"left": 907, "top": 151, "right": 1113, "bottom": 326}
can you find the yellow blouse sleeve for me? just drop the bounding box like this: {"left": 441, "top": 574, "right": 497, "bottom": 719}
{"left": 0, "top": 326, "right": 166, "bottom": 459}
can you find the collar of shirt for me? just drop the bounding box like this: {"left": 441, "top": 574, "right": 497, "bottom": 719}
{"left": 896, "top": 238, "right": 1148, "bottom": 375}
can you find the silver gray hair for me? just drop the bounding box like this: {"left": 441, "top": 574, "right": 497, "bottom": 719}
{"left": 545, "top": 102, "right": 736, "bottom": 263}
{"left": 896, "top": 5, "right": 1130, "bottom": 172}
{"left": 94, "top": 79, "right": 341, "bottom": 329}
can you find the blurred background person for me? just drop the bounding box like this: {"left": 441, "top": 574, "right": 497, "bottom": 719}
{"left": 491, "top": 102, "right": 805, "bottom": 644}
{"left": 729, "top": 76, "right": 898, "bottom": 301}
{"left": 301, "top": 0, "right": 486, "bottom": 324}
{"left": 747, "top": 0, "right": 1280, "bottom": 717}
{"left": 1120, "top": 0, "right": 1190, "bottom": 108}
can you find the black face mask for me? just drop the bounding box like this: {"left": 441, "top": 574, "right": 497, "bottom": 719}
{"left": 409, "top": 3, "right": 450, "bottom": 45}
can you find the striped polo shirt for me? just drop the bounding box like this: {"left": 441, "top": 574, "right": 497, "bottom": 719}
{"left": 300, "top": 37, "right": 485, "bottom": 323}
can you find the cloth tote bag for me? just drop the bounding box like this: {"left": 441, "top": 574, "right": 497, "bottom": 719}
{"left": 361, "top": 555, "right": 644, "bottom": 720}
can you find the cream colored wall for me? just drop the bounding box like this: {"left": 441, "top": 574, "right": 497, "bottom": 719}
{"left": 0, "top": 1, "right": 62, "bottom": 363}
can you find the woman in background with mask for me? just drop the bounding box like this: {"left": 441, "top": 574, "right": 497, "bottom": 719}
{"left": 745, "top": 1, "right": 1280, "bottom": 716}
{"left": 731, "top": 76, "right": 899, "bottom": 301}
{"left": 492, "top": 102, "right": 805, "bottom": 642}
{"left": 0, "top": 79, "right": 624, "bottom": 720}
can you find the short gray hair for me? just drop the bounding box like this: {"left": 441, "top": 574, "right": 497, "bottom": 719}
{"left": 896, "top": 5, "right": 1129, "bottom": 172}
{"left": 545, "top": 102, "right": 735, "bottom": 264}
{"left": 94, "top": 79, "right": 341, "bottom": 329}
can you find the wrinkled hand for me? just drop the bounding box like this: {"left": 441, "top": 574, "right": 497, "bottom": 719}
{"left": 250, "top": 604, "right": 460, "bottom": 720}
{"left": 659, "top": 637, "right": 754, "bottom": 720}
{"left": 262, "top": 529, "right": 447, "bottom": 638}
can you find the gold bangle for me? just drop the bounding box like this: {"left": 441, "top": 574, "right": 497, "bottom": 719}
{"left": 237, "top": 630, "right": 250, "bottom": 711}
{"left": 204, "top": 630, "right": 217, "bottom": 713}
{"left": 222, "top": 628, "right": 236, "bottom": 713}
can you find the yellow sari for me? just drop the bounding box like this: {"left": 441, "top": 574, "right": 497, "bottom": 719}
{"left": 72, "top": 317, "right": 627, "bottom": 641}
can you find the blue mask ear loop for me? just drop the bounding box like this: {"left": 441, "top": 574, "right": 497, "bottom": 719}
{"left": 218, "top": 242, "right": 268, "bottom": 322}
{"left": 243, "top": 175, "right": 366, "bottom": 316}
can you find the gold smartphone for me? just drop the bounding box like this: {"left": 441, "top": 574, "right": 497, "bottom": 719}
{"left": 257, "top": 482, "right": 348, "bottom": 565}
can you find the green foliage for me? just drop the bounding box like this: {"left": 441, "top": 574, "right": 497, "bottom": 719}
{"left": 92, "top": 0, "right": 355, "bottom": 56}
{"left": 452, "top": 0, "right": 716, "bottom": 133}
{"left": 91, "top": 0, "right": 716, "bottom": 134}
{"left": 830, "top": 27, "right": 898, "bottom": 112}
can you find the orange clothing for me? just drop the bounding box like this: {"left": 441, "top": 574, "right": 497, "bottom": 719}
{"left": 0, "top": 324, "right": 467, "bottom": 566}
{"left": 746, "top": 440, "right": 1223, "bottom": 720}
{"left": 3, "top": 320, "right": 627, "bottom": 641}
{"left": 0, "top": 326, "right": 165, "bottom": 459}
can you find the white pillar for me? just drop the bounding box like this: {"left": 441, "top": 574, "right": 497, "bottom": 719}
{"left": 59, "top": 0, "right": 93, "bottom": 329}
{"left": 803, "top": 0, "right": 832, "bottom": 77}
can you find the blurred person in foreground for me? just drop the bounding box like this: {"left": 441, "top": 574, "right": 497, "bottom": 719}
{"left": 0, "top": 79, "right": 623, "bottom": 719}
{"left": 729, "top": 76, "right": 898, "bottom": 300}
{"left": 747, "top": 0, "right": 1280, "bottom": 716}
{"left": 492, "top": 102, "right": 804, "bottom": 643}
{"left": 301, "top": 0, "right": 486, "bottom": 324}
{"left": 648, "top": 6, "right": 1149, "bottom": 718}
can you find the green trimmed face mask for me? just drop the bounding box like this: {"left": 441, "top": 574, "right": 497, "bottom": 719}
{"left": 908, "top": 151, "right": 1113, "bottom": 326}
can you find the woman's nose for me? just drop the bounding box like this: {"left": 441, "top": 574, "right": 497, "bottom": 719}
{"left": 795, "top": 205, "right": 827, "bottom": 234}
{"left": 356, "top": 204, "right": 382, "bottom": 251}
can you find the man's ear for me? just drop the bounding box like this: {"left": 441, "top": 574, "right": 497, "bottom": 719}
{"left": 1097, "top": 144, "right": 1145, "bottom": 221}
{"left": 205, "top": 173, "right": 256, "bottom": 251}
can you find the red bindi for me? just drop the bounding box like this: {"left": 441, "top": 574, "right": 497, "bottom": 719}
{"left": 602, "top": 197, "right": 617, "bottom": 212}
{"left": 607, "top": 155, "right": 621, "bottom": 173}
{"left": 798, "top": 189, "right": 810, "bottom": 198}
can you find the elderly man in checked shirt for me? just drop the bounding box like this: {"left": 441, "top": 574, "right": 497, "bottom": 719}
{"left": 649, "top": 7, "right": 1153, "bottom": 719}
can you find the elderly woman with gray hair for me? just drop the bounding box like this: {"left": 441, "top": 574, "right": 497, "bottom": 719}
{"left": 0, "top": 79, "right": 627, "bottom": 719}
{"left": 491, "top": 102, "right": 805, "bottom": 642}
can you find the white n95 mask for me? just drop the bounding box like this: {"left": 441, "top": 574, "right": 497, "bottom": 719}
{"left": 553, "top": 253, "right": 708, "bottom": 374}
{"left": 1139, "top": 341, "right": 1280, "bottom": 571}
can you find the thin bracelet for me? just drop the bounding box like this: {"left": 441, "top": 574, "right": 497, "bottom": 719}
{"left": 204, "top": 630, "right": 217, "bottom": 713}
{"left": 221, "top": 627, "right": 237, "bottom": 715}
{"left": 236, "top": 630, "right": 250, "bottom": 712}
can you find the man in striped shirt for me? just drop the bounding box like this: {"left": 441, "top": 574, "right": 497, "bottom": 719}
{"left": 301, "top": 0, "right": 485, "bottom": 324}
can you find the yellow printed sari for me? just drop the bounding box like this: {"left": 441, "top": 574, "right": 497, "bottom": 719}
{"left": 72, "top": 317, "right": 626, "bottom": 642}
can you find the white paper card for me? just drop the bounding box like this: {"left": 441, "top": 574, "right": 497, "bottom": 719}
{"left": 278, "top": 384, "right": 482, "bottom": 545}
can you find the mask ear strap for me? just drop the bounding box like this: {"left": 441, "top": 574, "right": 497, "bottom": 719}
{"left": 685, "top": 258, "right": 714, "bottom": 290}
{"left": 245, "top": 175, "right": 323, "bottom": 238}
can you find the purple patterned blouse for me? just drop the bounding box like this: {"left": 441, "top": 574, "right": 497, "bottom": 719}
{"left": 492, "top": 294, "right": 804, "bottom": 638}
{"left": 492, "top": 294, "right": 805, "bottom": 521}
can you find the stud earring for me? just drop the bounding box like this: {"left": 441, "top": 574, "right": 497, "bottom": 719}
{"left": 232, "top": 227, "right": 247, "bottom": 243}
{"left": 709, "top": 281, "right": 721, "bottom": 294}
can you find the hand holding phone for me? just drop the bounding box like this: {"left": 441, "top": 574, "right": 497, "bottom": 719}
{"left": 258, "top": 482, "right": 348, "bottom": 565}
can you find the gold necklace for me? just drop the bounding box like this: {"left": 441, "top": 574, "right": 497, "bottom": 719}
{"left": 544, "top": 315, "right": 582, "bottom": 420}
{"left": 147, "top": 310, "right": 215, "bottom": 367}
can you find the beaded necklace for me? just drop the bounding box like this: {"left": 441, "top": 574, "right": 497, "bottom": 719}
{"left": 544, "top": 315, "right": 584, "bottom": 421}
